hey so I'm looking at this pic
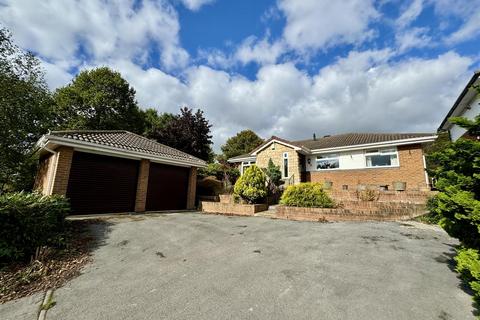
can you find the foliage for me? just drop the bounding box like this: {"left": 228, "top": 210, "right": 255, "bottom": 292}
{"left": 220, "top": 130, "right": 263, "bottom": 160}
{"left": 264, "top": 158, "right": 282, "bottom": 186}
{"left": 54, "top": 67, "right": 145, "bottom": 133}
{"left": 356, "top": 189, "right": 380, "bottom": 201}
{"left": 150, "top": 107, "right": 213, "bottom": 161}
{"left": 0, "top": 28, "right": 54, "bottom": 193}
{"left": 427, "top": 106, "right": 480, "bottom": 310}
{"left": 0, "top": 192, "right": 70, "bottom": 263}
{"left": 198, "top": 162, "right": 239, "bottom": 184}
{"left": 280, "top": 183, "right": 335, "bottom": 208}
{"left": 455, "top": 247, "right": 480, "bottom": 304}
{"left": 142, "top": 108, "right": 175, "bottom": 139}
{"left": 233, "top": 165, "right": 267, "bottom": 204}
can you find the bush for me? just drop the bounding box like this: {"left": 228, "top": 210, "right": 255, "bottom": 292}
{"left": 198, "top": 163, "right": 240, "bottom": 189}
{"left": 280, "top": 183, "right": 335, "bottom": 208}
{"left": 263, "top": 159, "right": 282, "bottom": 186}
{"left": 233, "top": 165, "right": 267, "bottom": 204}
{"left": 455, "top": 247, "right": 480, "bottom": 304}
{"left": 0, "top": 192, "right": 70, "bottom": 263}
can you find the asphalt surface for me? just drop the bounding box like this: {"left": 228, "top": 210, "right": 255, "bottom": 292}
{"left": 1, "top": 212, "right": 475, "bottom": 319}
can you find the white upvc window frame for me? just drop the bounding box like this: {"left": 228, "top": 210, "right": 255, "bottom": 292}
{"left": 365, "top": 148, "right": 399, "bottom": 168}
{"left": 240, "top": 161, "right": 255, "bottom": 174}
{"left": 282, "top": 152, "right": 289, "bottom": 178}
{"left": 316, "top": 153, "right": 340, "bottom": 170}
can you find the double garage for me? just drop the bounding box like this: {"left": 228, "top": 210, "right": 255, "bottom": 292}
{"left": 35, "top": 131, "right": 205, "bottom": 215}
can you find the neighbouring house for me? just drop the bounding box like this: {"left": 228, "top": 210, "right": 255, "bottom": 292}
{"left": 439, "top": 70, "right": 480, "bottom": 141}
{"left": 228, "top": 133, "right": 437, "bottom": 191}
{"left": 34, "top": 130, "right": 206, "bottom": 215}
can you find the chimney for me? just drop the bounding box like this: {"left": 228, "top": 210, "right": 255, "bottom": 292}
{"left": 313, "top": 133, "right": 316, "bottom": 141}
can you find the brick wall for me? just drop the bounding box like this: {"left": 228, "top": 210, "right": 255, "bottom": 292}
{"left": 34, "top": 154, "right": 54, "bottom": 195}
{"left": 306, "top": 144, "right": 428, "bottom": 191}
{"left": 326, "top": 190, "right": 436, "bottom": 204}
{"left": 187, "top": 167, "right": 197, "bottom": 209}
{"left": 134, "top": 159, "right": 150, "bottom": 212}
{"left": 256, "top": 142, "right": 302, "bottom": 184}
{"left": 50, "top": 147, "right": 74, "bottom": 196}
{"left": 201, "top": 201, "right": 268, "bottom": 216}
{"left": 276, "top": 202, "right": 426, "bottom": 222}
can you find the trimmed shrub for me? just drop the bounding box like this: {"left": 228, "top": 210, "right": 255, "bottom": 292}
{"left": 280, "top": 183, "right": 335, "bottom": 208}
{"left": 233, "top": 165, "right": 267, "bottom": 204}
{"left": 455, "top": 247, "right": 480, "bottom": 304}
{"left": 0, "top": 192, "right": 70, "bottom": 263}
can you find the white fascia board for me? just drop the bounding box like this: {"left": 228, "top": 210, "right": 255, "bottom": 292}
{"left": 43, "top": 135, "right": 207, "bottom": 168}
{"left": 251, "top": 139, "right": 302, "bottom": 155}
{"left": 227, "top": 156, "right": 256, "bottom": 163}
{"left": 309, "top": 136, "right": 437, "bottom": 154}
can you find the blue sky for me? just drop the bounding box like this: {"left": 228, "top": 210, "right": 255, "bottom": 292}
{"left": 1, "top": 0, "right": 479, "bottom": 149}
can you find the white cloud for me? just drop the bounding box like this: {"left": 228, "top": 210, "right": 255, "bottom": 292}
{"left": 234, "top": 36, "right": 285, "bottom": 65}
{"left": 106, "top": 50, "right": 471, "bottom": 150}
{"left": 433, "top": 0, "right": 480, "bottom": 44}
{"left": 445, "top": 10, "right": 480, "bottom": 44}
{"left": 395, "top": 27, "right": 432, "bottom": 52}
{"left": 0, "top": 0, "right": 188, "bottom": 70}
{"left": 396, "top": 0, "right": 424, "bottom": 28}
{"left": 278, "top": 0, "right": 379, "bottom": 51}
{"left": 179, "top": 0, "right": 215, "bottom": 11}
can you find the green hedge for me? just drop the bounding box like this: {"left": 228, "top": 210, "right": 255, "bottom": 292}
{"left": 0, "top": 192, "right": 70, "bottom": 263}
{"left": 280, "top": 183, "right": 335, "bottom": 208}
{"left": 455, "top": 247, "right": 480, "bottom": 304}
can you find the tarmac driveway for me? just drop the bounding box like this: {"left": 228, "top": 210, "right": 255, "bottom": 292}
{"left": 1, "top": 212, "right": 476, "bottom": 320}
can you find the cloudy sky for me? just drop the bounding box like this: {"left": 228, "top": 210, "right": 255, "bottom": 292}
{"left": 1, "top": 0, "right": 479, "bottom": 150}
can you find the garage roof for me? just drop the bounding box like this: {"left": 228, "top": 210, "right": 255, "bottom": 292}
{"left": 39, "top": 130, "right": 207, "bottom": 167}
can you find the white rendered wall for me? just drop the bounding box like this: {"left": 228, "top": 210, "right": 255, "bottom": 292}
{"left": 450, "top": 96, "right": 480, "bottom": 141}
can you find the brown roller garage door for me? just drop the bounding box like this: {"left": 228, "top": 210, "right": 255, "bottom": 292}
{"left": 146, "top": 162, "right": 189, "bottom": 211}
{"left": 66, "top": 151, "right": 139, "bottom": 215}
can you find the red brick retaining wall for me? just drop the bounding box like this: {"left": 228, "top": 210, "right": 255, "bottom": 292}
{"left": 326, "top": 190, "right": 435, "bottom": 204}
{"left": 201, "top": 201, "right": 268, "bottom": 216}
{"left": 276, "top": 202, "right": 427, "bottom": 222}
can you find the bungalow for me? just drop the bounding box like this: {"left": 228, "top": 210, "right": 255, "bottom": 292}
{"left": 228, "top": 133, "right": 437, "bottom": 191}
{"left": 439, "top": 70, "right": 480, "bottom": 141}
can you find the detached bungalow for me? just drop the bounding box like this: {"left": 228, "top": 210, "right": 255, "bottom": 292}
{"left": 439, "top": 70, "right": 480, "bottom": 141}
{"left": 228, "top": 132, "right": 437, "bottom": 191}
{"left": 34, "top": 130, "right": 206, "bottom": 215}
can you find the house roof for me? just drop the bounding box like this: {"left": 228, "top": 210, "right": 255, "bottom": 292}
{"left": 40, "top": 130, "right": 207, "bottom": 167}
{"left": 439, "top": 70, "right": 480, "bottom": 131}
{"left": 227, "top": 152, "right": 256, "bottom": 161}
{"left": 227, "top": 132, "right": 437, "bottom": 162}
{"left": 292, "top": 132, "right": 437, "bottom": 150}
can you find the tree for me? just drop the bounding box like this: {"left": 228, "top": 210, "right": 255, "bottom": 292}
{"left": 151, "top": 107, "right": 213, "bottom": 161}
{"left": 0, "top": 28, "right": 54, "bottom": 193}
{"left": 221, "top": 130, "right": 263, "bottom": 160}
{"left": 142, "top": 108, "right": 175, "bottom": 139}
{"left": 427, "top": 99, "right": 480, "bottom": 307}
{"left": 264, "top": 158, "right": 282, "bottom": 186}
{"left": 54, "top": 67, "right": 145, "bottom": 133}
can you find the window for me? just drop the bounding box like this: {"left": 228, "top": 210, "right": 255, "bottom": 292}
{"left": 316, "top": 154, "right": 339, "bottom": 170}
{"left": 241, "top": 161, "right": 255, "bottom": 174}
{"left": 365, "top": 148, "right": 398, "bottom": 167}
{"left": 283, "top": 152, "right": 289, "bottom": 178}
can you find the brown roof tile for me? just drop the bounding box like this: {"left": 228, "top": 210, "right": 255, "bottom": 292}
{"left": 48, "top": 130, "right": 206, "bottom": 166}
{"left": 293, "top": 132, "right": 436, "bottom": 150}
